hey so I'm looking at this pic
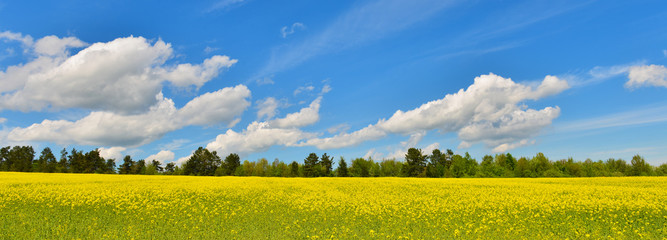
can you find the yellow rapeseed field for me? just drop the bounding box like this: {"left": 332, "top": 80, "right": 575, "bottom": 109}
{"left": 0, "top": 172, "right": 665, "bottom": 239}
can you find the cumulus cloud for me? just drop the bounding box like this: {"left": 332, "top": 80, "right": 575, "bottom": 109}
{"left": 98, "top": 147, "right": 127, "bottom": 161}
{"left": 146, "top": 150, "right": 175, "bottom": 164}
{"left": 281, "top": 22, "right": 305, "bottom": 38}
{"left": 625, "top": 64, "right": 667, "bottom": 89}
{"left": 158, "top": 55, "right": 237, "bottom": 88}
{"left": 206, "top": 121, "right": 315, "bottom": 157}
{"left": 33, "top": 35, "right": 87, "bottom": 56}
{"left": 0, "top": 117, "right": 6, "bottom": 124}
{"left": 176, "top": 85, "right": 250, "bottom": 126}
{"left": 302, "top": 73, "right": 568, "bottom": 152}
{"left": 299, "top": 125, "right": 387, "bottom": 149}
{"left": 7, "top": 85, "right": 251, "bottom": 147}
{"left": 206, "top": 96, "right": 324, "bottom": 156}
{"left": 269, "top": 97, "right": 321, "bottom": 128}
{"left": 0, "top": 34, "right": 236, "bottom": 113}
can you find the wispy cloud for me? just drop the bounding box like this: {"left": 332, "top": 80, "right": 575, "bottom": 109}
{"left": 281, "top": 22, "right": 305, "bottom": 38}
{"left": 254, "top": 0, "right": 457, "bottom": 80}
{"left": 205, "top": 0, "right": 246, "bottom": 13}
{"left": 556, "top": 104, "right": 667, "bottom": 133}
{"left": 561, "top": 61, "right": 645, "bottom": 88}
{"left": 424, "top": 1, "right": 593, "bottom": 60}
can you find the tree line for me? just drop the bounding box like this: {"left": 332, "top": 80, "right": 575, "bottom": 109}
{"left": 1, "top": 145, "right": 666, "bottom": 177}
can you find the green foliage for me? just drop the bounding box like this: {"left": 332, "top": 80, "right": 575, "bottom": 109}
{"left": 303, "top": 153, "right": 320, "bottom": 177}
{"left": 403, "top": 148, "right": 427, "bottom": 177}
{"left": 0, "top": 145, "right": 665, "bottom": 179}
{"left": 222, "top": 153, "right": 241, "bottom": 176}
{"left": 630, "top": 155, "right": 653, "bottom": 176}
{"left": 350, "top": 158, "right": 373, "bottom": 177}
{"left": 336, "top": 157, "right": 348, "bottom": 177}
{"left": 289, "top": 161, "right": 299, "bottom": 177}
{"left": 320, "top": 153, "right": 333, "bottom": 177}
{"left": 183, "top": 147, "right": 221, "bottom": 176}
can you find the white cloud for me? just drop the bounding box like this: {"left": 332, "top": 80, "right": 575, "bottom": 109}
{"left": 457, "top": 141, "right": 472, "bottom": 149}
{"left": 206, "top": 0, "right": 245, "bottom": 12}
{"left": 625, "top": 64, "right": 667, "bottom": 89}
{"left": 300, "top": 125, "right": 387, "bottom": 149}
{"left": 269, "top": 97, "right": 321, "bottom": 128}
{"left": 0, "top": 34, "right": 237, "bottom": 113}
{"left": 302, "top": 73, "right": 568, "bottom": 152}
{"left": 204, "top": 46, "right": 219, "bottom": 54}
{"left": 281, "top": 22, "right": 305, "bottom": 38}
{"left": 321, "top": 84, "right": 332, "bottom": 93}
{"left": 663, "top": 50, "right": 667, "bottom": 57}
{"left": 146, "top": 150, "right": 175, "bottom": 164}
{"left": 293, "top": 85, "right": 314, "bottom": 96}
{"left": 492, "top": 139, "right": 534, "bottom": 153}
{"left": 256, "top": 76, "right": 274, "bottom": 85}
{"left": 176, "top": 85, "right": 250, "bottom": 126}
{"left": 0, "top": 117, "right": 5, "bottom": 124}
{"left": 457, "top": 107, "right": 560, "bottom": 149}
{"left": 327, "top": 123, "right": 350, "bottom": 134}
{"left": 159, "top": 55, "right": 237, "bottom": 88}
{"left": 98, "top": 147, "right": 127, "bottom": 161}
{"left": 206, "top": 121, "right": 315, "bottom": 157}
{"left": 0, "top": 31, "right": 34, "bottom": 47}
{"left": 363, "top": 148, "right": 383, "bottom": 160}
{"left": 7, "top": 85, "right": 251, "bottom": 147}
{"left": 33, "top": 35, "right": 87, "bottom": 56}
{"left": 402, "top": 131, "right": 425, "bottom": 148}
{"left": 206, "top": 96, "right": 324, "bottom": 156}
{"left": 174, "top": 155, "right": 191, "bottom": 166}
{"left": 256, "top": 97, "right": 280, "bottom": 120}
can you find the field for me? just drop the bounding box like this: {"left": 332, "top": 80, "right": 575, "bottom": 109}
{"left": 0, "top": 173, "right": 665, "bottom": 239}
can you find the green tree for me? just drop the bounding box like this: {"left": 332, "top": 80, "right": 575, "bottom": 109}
{"left": 337, "top": 157, "right": 348, "bottom": 177}
{"left": 133, "top": 160, "right": 146, "bottom": 174}
{"left": 223, "top": 153, "right": 241, "bottom": 176}
{"left": 630, "top": 155, "right": 652, "bottom": 176}
{"left": 514, "top": 157, "right": 530, "bottom": 177}
{"left": 403, "top": 148, "right": 427, "bottom": 177}
{"left": 427, "top": 149, "right": 447, "bottom": 178}
{"left": 290, "top": 161, "right": 299, "bottom": 177}
{"left": 151, "top": 160, "right": 163, "bottom": 172}
{"left": 57, "top": 148, "right": 69, "bottom": 173}
{"left": 0, "top": 146, "right": 9, "bottom": 171}
{"left": 656, "top": 163, "right": 667, "bottom": 176}
{"left": 183, "top": 147, "right": 221, "bottom": 176}
{"left": 104, "top": 159, "right": 116, "bottom": 174}
{"left": 530, "top": 153, "right": 551, "bottom": 177}
{"left": 303, "top": 153, "right": 320, "bottom": 177}
{"left": 164, "top": 162, "right": 176, "bottom": 175}
{"left": 320, "top": 153, "right": 333, "bottom": 177}
{"left": 84, "top": 149, "right": 105, "bottom": 173}
{"left": 350, "top": 158, "right": 372, "bottom": 177}
{"left": 119, "top": 155, "right": 134, "bottom": 174}
{"left": 379, "top": 159, "right": 402, "bottom": 177}
{"left": 7, "top": 146, "right": 35, "bottom": 172}
{"left": 36, "top": 147, "right": 56, "bottom": 173}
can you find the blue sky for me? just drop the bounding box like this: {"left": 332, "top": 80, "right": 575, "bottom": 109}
{"left": 1, "top": 0, "right": 666, "bottom": 165}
